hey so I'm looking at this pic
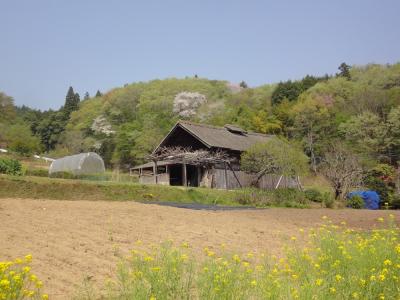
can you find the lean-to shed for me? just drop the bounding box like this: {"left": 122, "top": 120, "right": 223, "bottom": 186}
{"left": 49, "top": 152, "right": 105, "bottom": 175}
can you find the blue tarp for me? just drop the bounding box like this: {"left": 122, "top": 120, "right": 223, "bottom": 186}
{"left": 347, "top": 191, "right": 380, "bottom": 210}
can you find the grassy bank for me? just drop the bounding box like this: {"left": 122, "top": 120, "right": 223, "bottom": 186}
{"left": 0, "top": 175, "right": 310, "bottom": 207}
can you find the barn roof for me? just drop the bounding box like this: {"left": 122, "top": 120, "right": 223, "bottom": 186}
{"left": 155, "top": 120, "right": 274, "bottom": 152}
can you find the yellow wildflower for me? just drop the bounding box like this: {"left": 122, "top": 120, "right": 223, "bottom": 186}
{"left": 42, "top": 295, "right": 49, "bottom": 300}
{"left": 250, "top": 280, "right": 257, "bottom": 287}
{"left": 335, "top": 274, "right": 343, "bottom": 282}
{"left": 329, "top": 287, "right": 336, "bottom": 294}
{"left": 383, "top": 259, "right": 392, "bottom": 266}
{"left": 315, "top": 278, "right": 323, "bottom": 286}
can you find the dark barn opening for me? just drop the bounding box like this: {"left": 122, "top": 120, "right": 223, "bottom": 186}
{"left": 169, "top": 164, "right": 183, "bottom": 186}
{"left": 186, "top": 165, "right": 199, "bottom": 187}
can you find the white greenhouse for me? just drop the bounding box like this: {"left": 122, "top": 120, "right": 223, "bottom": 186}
{"left": 49, "top": 152, "right": 105, "bottom": 175}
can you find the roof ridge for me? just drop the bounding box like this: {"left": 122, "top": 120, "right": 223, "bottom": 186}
{"left": 178, "top": 120, "right": 271, "bottom": 137}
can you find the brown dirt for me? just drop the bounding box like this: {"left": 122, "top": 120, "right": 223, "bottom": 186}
{"left": 0, "top": 198, "right": 399, "bottom": 299}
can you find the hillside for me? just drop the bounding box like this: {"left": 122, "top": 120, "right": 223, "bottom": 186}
{"left": 1, "top": 63, "right": 400, "bottom": 176}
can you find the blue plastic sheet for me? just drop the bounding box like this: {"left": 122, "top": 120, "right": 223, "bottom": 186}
{"left": 347, "top": 191, "right": 380, "bottom": 210}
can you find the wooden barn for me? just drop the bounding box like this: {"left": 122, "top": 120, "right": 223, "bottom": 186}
{"left": 131, "top": 121, "right": 298, "bottom": 189}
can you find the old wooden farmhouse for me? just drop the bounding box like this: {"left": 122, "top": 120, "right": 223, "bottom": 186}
{"left": 132, "top": 121, "right": 297, "bottom": 189}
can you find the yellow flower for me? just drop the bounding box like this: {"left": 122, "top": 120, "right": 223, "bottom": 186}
{"left": 315, "top": 278, "right": 323, "bottom": 286}
{"left": 377, "top": 217, "right": 384, "bottom": 222}
{"left": 291, "top": 236, "right": 297, "bottom": 241}
{"left": 359, "top": 279, "right": 366, "bottom": 286}
{"left": 36, "top": 281, "right": 43, "bottom": 288}
{"left": 352, "top": 292, "right": 359, "bottom": 299}
{"left": 335, "top": 274, "right": 343, "bottom": 282}
{"left": 42, "top": 295, "right": 49, "bottom": 300}
{"left": 250, "top": 280, "right": 257, "bottom": 287}
{"left": 329, "top": 287, "right": 336, "bottom": 294}
{"left": 180, "top": 254, "right": 188, "bottom": 262}
{"left": 379, "top": 274, "right": 385, "bottom": 281}
{"left": 383, "top": 259, "right": 392, "bottom": 266}
{"left": 181, "top": 242, "right": 189, "bottom": 248}
{"left": 151, "top": 267, "right": 161, "bottom": 272}
{"left": 149, "top": 296, "right": 156, "bottom": 300}
{"left": 370, "top": 275, "right": 376, "bottom": 281}
{"left": 207, "top": 251, "right": 215, "bottom": 257}
{"left": 144, "top": 256, "right": 154, "bottom": 262}
{"left": 23, "top": 266, "right": 31, "bottom": 273}
{"left": 292, "top": 274, "right": 298, "bottom": 279}
{"left": 0, "top": 279, "right": 10, "bottom": 288}
{"left": 25, "top": 254, "right": 32, "bottom": 263}
{"left": 232, "top": 254, "right": 241, "bottom": 263}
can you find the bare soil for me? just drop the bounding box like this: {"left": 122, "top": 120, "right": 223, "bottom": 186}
{"left": 0, "top": 198, "right": 398, "bottom": 299}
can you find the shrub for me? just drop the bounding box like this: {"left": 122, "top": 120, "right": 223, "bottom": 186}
{"left": 0, "top": 254, "right": 47, "bottom": 299}
{"left": 348, "top": 195, "right": 365, "bottom": 209}
{"left": 273, "top": 188, "right": 308, "bottom": 207}
{"left": 25, "top": 169, "right": 49, "bottom": 177}
{"left": 234, "top": 188, "right": 308, "bottom": 208}
{"left": 0, "top": 157, "right": 22, "bottom": 175}
{"left": 304, "top": 188, "right": 323, "bottom": 202}
{"left": 323, "top": 192, "right": 335, "bottom": 208}
{"left": 390, "top": 194, "right": 400, "bottom": 209}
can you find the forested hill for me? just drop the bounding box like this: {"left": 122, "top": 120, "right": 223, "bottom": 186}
{"left": 1, "top": 63, "right": 400, "bottom": 171}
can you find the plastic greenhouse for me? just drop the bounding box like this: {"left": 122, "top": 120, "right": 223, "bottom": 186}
{"left": 49, "top": 152, "right": 105, "bottom": 175}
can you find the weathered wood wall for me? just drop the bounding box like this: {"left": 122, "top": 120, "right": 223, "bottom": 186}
{"left": 139, "top": 173, "right": 170, "bottom": 185}
{"left": 212, "top": 168, "right": 297, "bottom": 190}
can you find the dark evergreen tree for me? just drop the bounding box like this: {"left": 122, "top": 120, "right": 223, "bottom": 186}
{"left": 84, "top": 92, "right": 90, "bottom": 100}
{"left": 239, "top": 81, "right": 248, "bottom": 89}
{"left": 95, "top": 90, "right": 103, "bottom": 97}
{"left": 337, "top": 62, "right": 351, "bottom": 80}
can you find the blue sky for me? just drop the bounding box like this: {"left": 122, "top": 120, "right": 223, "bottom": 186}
{"left": 1, "top": 0, "right": 399, "bottom": 110}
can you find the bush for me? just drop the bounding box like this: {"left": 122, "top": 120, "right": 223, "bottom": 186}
{"left": 0, "top": 254, "right": 47, "bottom": 299}
{"left": 348, "top": 195, "right": 365, "bottom": 209}
{"left": 25, "top": 168, "right": 49, "bottom": 177}
{"left": 234, "top": 188, "right": 309, "bottom": 208}
{"left": 322, "top": 192, "right": 335, "bottom": 208}
{"left": 390, "top": 194, "right": 400, "bottom": 209}
{"left": 304, "top": 188, "right": 323, "bottom": 203}
{"left": 273, "top": 188, "right": 308, "bottom": 207}
{"left": 0, "top": 157, "right": 22, "bottom": 175}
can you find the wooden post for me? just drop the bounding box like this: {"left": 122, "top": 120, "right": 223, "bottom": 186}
{"left": 275, "top": 175, "right": 283, "bottom": 189}
{"left": 153, "top": 160, "right": 158, "bottom": 184}
{"left": 227, "top": 162, "right": 242, "bottom": 188}
{"left": 296, "top": 176, "right": 303, "bottom": 191}
{"left": 182, "top": 163, "right": 187, "bottom": 186}
{"left": 224, "top": 162, "right": 229, "bottom": 190}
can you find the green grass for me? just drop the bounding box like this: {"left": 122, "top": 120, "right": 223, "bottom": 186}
{"left": 0, "top": 175, "right": 310, "bottom": 208}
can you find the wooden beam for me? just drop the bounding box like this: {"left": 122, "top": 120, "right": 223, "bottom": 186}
{"left": 182, "top": 163, "right": 187, "bottom": 186}
{"left": 224, "top": 162, "right": 229, "bottom": 190}
{"left": 153, "top": 160, "right": 158, "bottom": 184}
{"left": 275, "top": 175, "right": 283, "bottom": 189}
{"left": 227, "top": 162, "right": 242, "bottom": 188}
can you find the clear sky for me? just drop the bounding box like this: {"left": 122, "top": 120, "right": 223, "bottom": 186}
{"left": 1, "top": 0, "right": 399, "bottom": 110}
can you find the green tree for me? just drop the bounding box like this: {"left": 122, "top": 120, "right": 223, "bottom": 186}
{"left": 337, "top": 62, "right": 351, "bottom": 80}
{"left": 0, "top": 92, "right": 16, "bottom": 122}
{"left": 5, "top": 124, "right": 42, "bottom": 155}
{"left": 63, "top": 86, "right": 80, "bottom": 118}
{"left": 239, "top": 81, "right": 248, "bottom": 89}
{"left": 84, "top": 92, "right": 90, "bottom": 100}
{"left": 290, "top": 95, "right": 332, "bottom": 172}
{"left": 241, "top": 138, "right": 309, "bottom": 181}
{"left": 95, "top": 90, "right": 103, "bottom": 97}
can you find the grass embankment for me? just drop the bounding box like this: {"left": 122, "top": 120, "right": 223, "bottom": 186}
{"left": 0, "top": 175, "right": 310, "bottom": 207}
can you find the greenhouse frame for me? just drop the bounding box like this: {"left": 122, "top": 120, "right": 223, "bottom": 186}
{"left": 49, "top": 152, "right": 105, "bottom": 175}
